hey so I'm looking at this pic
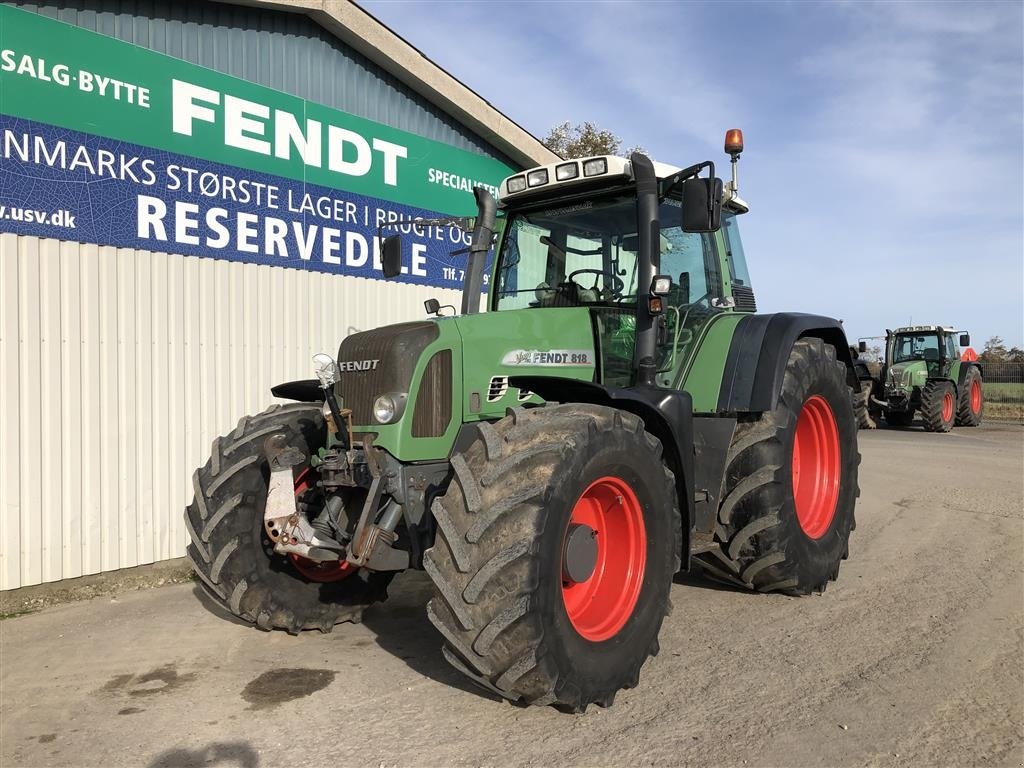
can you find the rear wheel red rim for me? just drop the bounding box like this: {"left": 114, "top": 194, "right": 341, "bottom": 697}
{"left": 792, "top": 395, "right": 841, "bottom": 539}
{"left": 288, "top": 468, "right": 354, "bottom": 583}
{"left": 942, "top": 391, "right": 954, "bottom": 422}
{"left": 971, "top": 380, "right": 982, "bottom": 413}
{"left": 561, "top": 476, "right": 647, "bottom": 642}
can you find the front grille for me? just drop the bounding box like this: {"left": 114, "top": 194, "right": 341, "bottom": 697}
{"left": 412, "top": 350, "right": 453, "bottom": 437}
{"left": 732, "top": 285, "right": 757, "bottom": 312}
{"left": 335, "top": 322, "right": 439, "bottom": 425}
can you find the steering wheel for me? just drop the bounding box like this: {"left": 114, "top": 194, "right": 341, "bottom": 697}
{"left": 566, "top": 268, "right": 625, "bottom": 299}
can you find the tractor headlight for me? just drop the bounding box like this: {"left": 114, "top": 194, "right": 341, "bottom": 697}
{"left": 506, "top": 175, "right": 527, "bottom": 194}
{"left": 555, "top": 162, "right": 579, "bottom": 181}
{"left": 527, "top": 169, "right": 549, "bottom": 187}
{"left": 372, "top": 393, "right": 407, "bottom": 424}
{"left": 583, "top": 158, "right": 607, "bottom": 177}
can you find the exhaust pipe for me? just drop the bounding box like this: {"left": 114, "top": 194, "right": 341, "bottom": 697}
{"left": 630, "top": 152, "right": 660, "bottom": 388}
{"left": 461, "top": 187, "right": 497, "bottom": 315}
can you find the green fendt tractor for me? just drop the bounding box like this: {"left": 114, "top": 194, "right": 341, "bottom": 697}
{"left": 186, "top": 130, "right": 861, "bottom": 711}
{"left": 861, "top": 325, "right": 984, "bottom": 432}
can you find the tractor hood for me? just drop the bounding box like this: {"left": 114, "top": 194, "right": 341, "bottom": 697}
{"left": 452, "top": 306, "right": 597, "bottom": 421}
{"left": 336, "top": 307, "right": 597, "bottom": 462}
{"left": 886, "top": 361, "right": 928, "bottom": 390}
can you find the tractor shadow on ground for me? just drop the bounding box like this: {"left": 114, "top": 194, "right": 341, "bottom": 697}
{"left": 188, "top": 570, "right": 501, "bottom": 702}
{"left": 672, "top": 569, "right": 749, "bottom": 593}
{"left": 148, "top": 740, "right": 259, "bottom": 768}
{"left": 191, "top": 584, "right": 257, "bottom": 629}
{"left": 361, "top": 570, "right": 505, "bottom": 704}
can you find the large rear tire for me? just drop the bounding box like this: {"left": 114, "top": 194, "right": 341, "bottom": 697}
{"left": 694, "top": 337, "right": 859, "bottom": 594}
{"left": 956, "top": 367, "right": 984, "bottom": 426}
{"left": 185, "top": 403, "right": 392, "bottom": 634}
{"left": 424, "top": 404, "right": 680, "bottom": 711}
{"left": 921, "top": 381, "right": 955, "bottom": 432}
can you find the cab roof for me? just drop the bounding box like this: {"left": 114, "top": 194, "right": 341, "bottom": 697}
{"left": 498, "top": 154, "right": 748, "bottom": 212}
{"left": 894, "top": 325, "right": 961, "bottom": 334}
{"left": 498, "top": 155, "right": 682, "bottom": 202}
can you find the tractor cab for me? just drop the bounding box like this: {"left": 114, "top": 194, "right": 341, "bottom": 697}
{"left": 489, "top": 146, "right": 754, "bottom": 390}
{"left": 886, "top": 325, "right": 969, "bottom": 383}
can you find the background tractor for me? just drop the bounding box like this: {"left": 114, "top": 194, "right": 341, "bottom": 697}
{"left": 186, "top": 130, "right": 861, "bottom": 712}
{"left": 859, "top": 326, "right": 983, "bottom": 432}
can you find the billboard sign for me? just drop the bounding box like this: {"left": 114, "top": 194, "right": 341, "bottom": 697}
{"left": 0, "top": 6, "right": 515, "bottom": 289}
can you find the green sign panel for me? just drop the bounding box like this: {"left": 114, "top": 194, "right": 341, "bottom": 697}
{"left": 0, "top": 6, "right": 512, "bottom": 213}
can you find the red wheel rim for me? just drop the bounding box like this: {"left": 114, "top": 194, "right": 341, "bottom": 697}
{"left": 561, "top": 476, "right": 646, "bottom": 642}
{"left": 288, "top": 469, "right": 354, "bottom": 583}
{"left": 971, "top": 380, "right": 982, "bottom": 413}
{"left": 792, "top": 395, "right": 841, "bottom": 539}
{"left": 942, "top": 391, "right": 954, "bottom": 422}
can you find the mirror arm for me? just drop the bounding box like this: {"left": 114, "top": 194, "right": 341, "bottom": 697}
{"left": 658, "top": 160, "right": 714, "bottom": 197}
{"left": 376, "top": 215, "right": 473, "bottom": 244}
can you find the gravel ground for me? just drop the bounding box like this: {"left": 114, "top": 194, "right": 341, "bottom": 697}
{"left": 2, "top": 421, "right": 1021, "bottom": 767}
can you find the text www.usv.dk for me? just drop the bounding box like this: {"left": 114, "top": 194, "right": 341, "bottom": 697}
{"left": 0, "top": 206, "right": 76, "bottom": 228}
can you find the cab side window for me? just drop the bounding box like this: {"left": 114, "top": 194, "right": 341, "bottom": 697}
{"left": 945, "top": 334, "right": 957, "bottom": 359}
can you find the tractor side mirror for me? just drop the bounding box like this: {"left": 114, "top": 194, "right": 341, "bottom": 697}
{"left": 858, "top": 341, "right": 868, "bottom": 353}
{"left": 681, "top": 177, "right": 723, "bottom": 233}
{"left": 382, "top": 235, "right": 402, "bottom": 279}
{"left": 424, "top": 298, "right": 441, "bottom": 316}
{"left": 959, "top": 333, "right": 970, "bottom": 347}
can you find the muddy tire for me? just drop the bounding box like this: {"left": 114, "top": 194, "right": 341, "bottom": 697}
{"left": 185, "top": 403, "right": 392, "bottom": 634}
{"left": 921, "top": 381, "right": 956, "bottom": 432}
{"left": 956, "top": 367, "right": 984, "bottom": 427}
{"left": 694, "top": 337, "right": 859, "bottom": 594}
{"left": 424, "top": 404, "right": 680, "bottom": 712}
{"left": 855, "top": 381, "right": 877, "bottom": 429}
{"left": 885, "top": 409, "right": 914, "bottom": 427}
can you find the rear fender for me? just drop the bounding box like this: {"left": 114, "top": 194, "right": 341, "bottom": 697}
{"left": 956, "top": 362, "right": 983, "bottom": 387}
{"left": 510, "top": 376, "right": 695, "bottom": 570}
{"left": 718, "top": 313, "right": 856, "bottom": 413}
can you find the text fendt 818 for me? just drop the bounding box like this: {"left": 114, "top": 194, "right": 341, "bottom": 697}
{"left": 186, "top": 130, "right": 861, "bottom": 712}
{"left": 858, "top": 326, "right": 983, "bottom": 432}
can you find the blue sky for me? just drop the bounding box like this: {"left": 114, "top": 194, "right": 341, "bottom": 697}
{"left": 364, "top": 0, "right": 1023, "bottom": 350}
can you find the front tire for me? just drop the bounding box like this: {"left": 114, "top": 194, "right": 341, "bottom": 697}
{"left": 424, "top": 404, "right": 680, "bottom": 711}
{"left": 921, "top": 381, "right": 956, "bottom": 432}
{"left": 694, "top": 337, "right": 859, "bottom": 594}
{"left": 956, "top": 367, "right": 984, "bottom": 426}
{"left": 185, "top": 403, "right": 392, "bottom": 634}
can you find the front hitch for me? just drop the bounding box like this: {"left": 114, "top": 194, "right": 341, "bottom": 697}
{"left": 262, "top": 434, "right": 344, "bottom": 563}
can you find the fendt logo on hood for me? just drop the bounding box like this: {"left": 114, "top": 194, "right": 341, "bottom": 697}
{"left": 338, "top": 359, "right": 380, "bottom": 372}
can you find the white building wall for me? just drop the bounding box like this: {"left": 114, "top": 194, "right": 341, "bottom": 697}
{"left": 0, "top": 233, "right": 463, "bottom": 589}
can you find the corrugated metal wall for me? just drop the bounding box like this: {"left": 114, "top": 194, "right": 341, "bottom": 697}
{"left": 0, "top": 234, "right": 464, "bottom": 589}
{"left": 10, "top": 0, "right": 515, "bottom": 166}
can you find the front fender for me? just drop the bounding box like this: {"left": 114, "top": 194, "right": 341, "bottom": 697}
{"left": 270, "top": 379, "right": 324, "bottom": 402}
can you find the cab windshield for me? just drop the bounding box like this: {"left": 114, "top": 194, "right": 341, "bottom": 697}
{"left": 892, "top": 333, "right": 940, "bottom": 364}
{"left": 493, "top": 193, "right": 724, "bottom": 387}
{"left": 493, "top": 195, "right": 719, "bottom": 311}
